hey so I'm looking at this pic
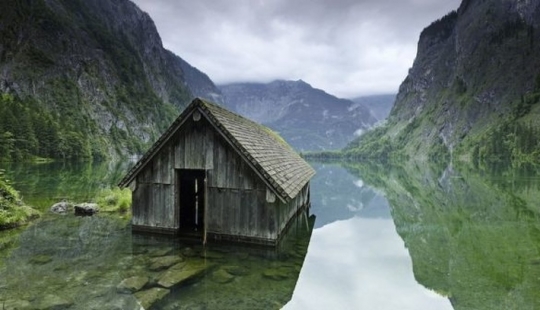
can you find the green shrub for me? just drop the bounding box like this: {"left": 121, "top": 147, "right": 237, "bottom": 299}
{"left": 95, "top": 187, "right": 131, "bottom": 214}
{"left": 0, "top": 171, "right": 40, "bottom": 229}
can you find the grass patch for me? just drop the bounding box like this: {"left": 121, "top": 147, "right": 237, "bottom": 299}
{"left": 95, "top": 187, "right": 132, "bottom": 214}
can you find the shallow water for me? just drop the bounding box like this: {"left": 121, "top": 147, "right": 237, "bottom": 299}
{"left": 1, "top": 160, "right": 539, "bottom": 309}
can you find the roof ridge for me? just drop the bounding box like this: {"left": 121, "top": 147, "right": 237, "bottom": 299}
{"left": 199, "top": 99, "right": 314, "bottom": 200}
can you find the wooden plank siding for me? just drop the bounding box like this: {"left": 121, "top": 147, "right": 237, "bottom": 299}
{"left": 130, "top": 106, "right": 312, "bottom": 245}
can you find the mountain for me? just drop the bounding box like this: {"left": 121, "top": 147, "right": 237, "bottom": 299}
{"left": 345, "top": 0, "right": 540, "bottom": 164}
{"left": 0, "top": 0, "right": 223, "bottom": 161}
{"left": 219, "top": 80, "right": 377, "bottom": 151}
{"left": 350, "top": 94, "right": 395, "bottom": 122}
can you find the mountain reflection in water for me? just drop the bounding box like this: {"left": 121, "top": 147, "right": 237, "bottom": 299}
{"left": 344, "top": 161, "right": 540, "bottom": 310}
{"left": 285, "top": 162, "right": 451, "bottom": 309}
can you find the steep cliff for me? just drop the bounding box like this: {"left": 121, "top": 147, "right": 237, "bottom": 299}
{"left": 346, "top": 0, "right": 540, "bottom": 163}
{"left": 220, "top": 80, "right": 377, "bottom": 151}
{"left": 0, "top": 0, "right": 222, "bottom": 160}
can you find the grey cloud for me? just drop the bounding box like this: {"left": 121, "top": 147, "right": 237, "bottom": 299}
{"left": 132, "top": 0, "right": 460, "bottom": 97}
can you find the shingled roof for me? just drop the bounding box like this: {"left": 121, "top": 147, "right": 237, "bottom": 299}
{"left": 118, "top": 98, "right": 315, "bottom": 202}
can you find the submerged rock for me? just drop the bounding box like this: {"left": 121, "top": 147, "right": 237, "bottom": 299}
{"left": 36, "top": 294, "right": 73, "bottom": 309}
{"left": 147, "top": 247, "right": 173, "bottom": 257}
{"left": 74, "top": 203, "right": 99, "bottom": 216}
{"left": 117, "top": 276, "right": 149, "bottom": 293}
{"left": 157, "top": 260, "right": 211, "bottom": 288}
{"left": 149, "top": 255, "right": 184, "bottom": 271}
{"left": 262, "top": 267, "right": 289, "bottom": 281}
{"left": 1, "top": 299, "right": 31, "bottom": 309}
{"left": 50, "top": 201, "right": 72, "bottom": 214}
{"left": 222, "top": 265, "right": 249, "bottom": 276}
{"left": 29, "top": 254, "right": 53, "bottom": 265}
{"left": 211, "top": 268, "right": 235, "bottom": 284}
{"left": 134, "top": 287, "right": 169, "bottom": 309}
{"left": 200, "top": 250, "right": 224, "bottom": 260}
{"left": 181, "top": 247, "right": 197, "bottom": 257}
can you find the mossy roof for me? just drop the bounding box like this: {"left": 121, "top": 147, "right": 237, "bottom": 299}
{"left": 119, "top": 98, "right": 315, "bottom": 201}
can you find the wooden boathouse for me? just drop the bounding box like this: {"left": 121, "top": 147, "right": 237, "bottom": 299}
{"left": 118, "top": 98, "right": 315, "bottom": 246}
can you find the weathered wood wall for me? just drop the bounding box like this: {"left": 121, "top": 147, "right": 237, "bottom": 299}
{"left": 132, "top": 108, "right": 310, "bottom": 244}
{"left": 274, "top": 184, "right": 310, "bottom": 238}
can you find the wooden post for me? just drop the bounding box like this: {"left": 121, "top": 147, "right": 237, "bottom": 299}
{"left": 203, "top": 173, "right": 208, "bottom": 245}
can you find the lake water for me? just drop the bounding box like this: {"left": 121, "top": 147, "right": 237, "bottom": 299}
{"left": 0, "top": 160, "right": 539, "bottom": 309}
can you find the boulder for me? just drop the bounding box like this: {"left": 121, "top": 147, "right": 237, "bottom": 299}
{"left": 117, "top": 276, "right": 149, "bottom": 294}
{"left": 50, "top": 201, "right": 72, "bottom": 214}
{"left": 134, "top": 287, "right": 169, "bottom": 309}
{"left": 74, "top": 203, "right": 99, "bottom": 216}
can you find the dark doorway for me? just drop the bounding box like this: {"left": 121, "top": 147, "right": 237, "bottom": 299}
{"left": 178, "top": 169, "right": 206, "bottom": 232}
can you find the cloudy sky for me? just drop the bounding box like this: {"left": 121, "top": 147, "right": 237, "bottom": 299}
{"left": 132, "top": 0, "right": 460, "bottom": 98}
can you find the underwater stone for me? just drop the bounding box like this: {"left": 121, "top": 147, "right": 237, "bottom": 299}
{"left": 134, "top": 287, "right": 169, "bottom": 309}
{"left": 262, "top": 268, "right": 289, "bottom": 281}
{"left": 181, "top": 247, "right": 197, "bottom": 257}
{"left": 211, "top": 268, "right": 235, "bottom": 284}
{"left": 149, "top": 255, "right": 184, "bottom": 271}
{"left": 223, "top": 265, "right": 249, "bottom": 276}
{"left": 117, "top": 276, "right": 149, "bottom": 293}
{"left": 1, "top": 299, "right": 31, "bottom": 309}
{"left": 29, "top": 254, "right": 53, "bottom": 265}
{"left": 36, "top": 294, "right": 73, "bottom": 309}
{"left": 200, "top": 250, "right": 224, "bottom": 259}
{"left": 157, "top": 260, "right": 210, "bottom": 288}
{"left": 148, "top": 247, "right": 173, "bottom": 257}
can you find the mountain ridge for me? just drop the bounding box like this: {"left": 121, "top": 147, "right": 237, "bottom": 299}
{"left": 220, "top": 80, "right": 378, "bottom": 151}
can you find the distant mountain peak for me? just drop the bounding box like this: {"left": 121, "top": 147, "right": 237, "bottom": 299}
{"left": 219, "top": 80, "right": 378, "bottom": 151}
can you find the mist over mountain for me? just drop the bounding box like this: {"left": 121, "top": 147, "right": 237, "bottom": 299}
{"left": 220, "top": 80, "right": 377, "bottom": 151}
{"left": 351, "top": 94, "right": 395, "bottom": 122}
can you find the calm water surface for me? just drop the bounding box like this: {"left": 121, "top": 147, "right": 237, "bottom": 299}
{"left": 1, "top": 160, "right": 539, "bottom": 309}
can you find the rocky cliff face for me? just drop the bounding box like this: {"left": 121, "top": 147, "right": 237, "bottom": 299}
{"left": 0, "top": 0, "right": 222, "bottom": 160}
{"left": 220, "top": 80, "right": 377, "bottom": 151}
{"left": 346, "top": 0, "right": 540, "bottom": 162}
